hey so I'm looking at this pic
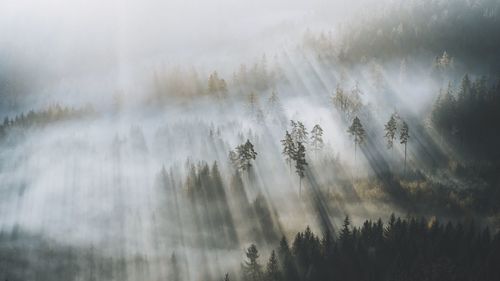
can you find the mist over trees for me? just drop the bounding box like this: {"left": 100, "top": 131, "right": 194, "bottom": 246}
{"left": 1, "top": 0, "right": 500, "bottom": 280}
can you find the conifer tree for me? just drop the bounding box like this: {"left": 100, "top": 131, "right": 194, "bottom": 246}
{"left": 295, "top": 141, "right": 308, "bottom": 195}
{"left": 291, "top": 120, "right": 308, "bottom": 144}
{"left": 265, "top": 250, "right": 281, "bottom": 281}
{"left": 310, "top": 124, "right": 324, "bottom": 158}
{"left": 347, "top": 116, "right": 366, "bottom": 161}
{"left": 242, "top": 244, "right": 262, "bottom": 281}
{"left": 384, "top": 113, "right": 398, "bottom": 150}
{"left": 399, "top": 121, "right": 410, "bottom": 173}
{"left": 281, "top": 130, "right": 296, "bottom": 173}
{"left": 231, "top": 140, "right": 257, "bottom": 172}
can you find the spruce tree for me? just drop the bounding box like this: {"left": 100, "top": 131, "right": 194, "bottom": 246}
{"left": 265, "top": 250, "right": 281, "bottom": 281}
{"left": 281, "top": 130, "right": 296, "bottom": 173}
{"left": 347, "top": 116, "right": 366, "bottom": 162}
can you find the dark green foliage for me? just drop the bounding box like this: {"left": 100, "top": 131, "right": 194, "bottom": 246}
{"left": 347, "top": 116, "right": 365, "bottom": 160}
{"left": 280, "top": 130, "right": 296, "bottom": 172}
{"left": 242, "top": 244, "right": 263, "bottom": 281}
{"left": 308, "top": 0, "right": 500, "bottom": 72}
{"left": 230, "top": 139, "right": 258, "bottom": 172}
{"left": 265, "top": 250, "right": 281, "bottom": 281}
{"left": 236, "top": 215, "right": 500, "bottom": 281}
{"left": 431, "top": 76, "right": 500, "bottom": 160}
{"left": 400, "top": 121, "right": 410, "bottom": 172}
{"left": 294, "top": 142, "right": 307, "bottom": 194}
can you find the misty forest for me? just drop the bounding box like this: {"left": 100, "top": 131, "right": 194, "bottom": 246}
{"left": 1, "top": 0, "right": 500, "bottom": 280}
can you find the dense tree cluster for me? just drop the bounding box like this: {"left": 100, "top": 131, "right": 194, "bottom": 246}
{"left": 208, "top": 71, "right": 228, "bottom": 99}
{"left": 331, "top": 84, "right": 362, "bottom": 120}
{"left": 431, "top": 75, "right": 500, "bottom": 160}
{"left": 306, "top": 0, "right": 500, "bottom": 71}
{"left": 0, "top": 104, "right": 95, "bottom": 138}
{"left": 229, "top": 215, "right": 500, "bottom": 281}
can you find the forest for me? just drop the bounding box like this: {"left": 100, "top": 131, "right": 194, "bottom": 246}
{"left": 0, "top": 0, "right": 500, "bottom": 280}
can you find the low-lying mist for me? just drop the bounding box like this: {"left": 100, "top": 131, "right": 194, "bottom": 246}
{"left": 1, "top": 0, "right": 500, "bottom": 280}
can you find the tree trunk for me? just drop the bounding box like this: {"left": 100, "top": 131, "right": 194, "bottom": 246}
{"left": 404, "top": 143, "right": 407, "bottom": 175}
{"left": 299, "top": 177, "right": 302, "bottom": 197}
{"left": 354, "top": 142, "right": 357, "bottom": 163}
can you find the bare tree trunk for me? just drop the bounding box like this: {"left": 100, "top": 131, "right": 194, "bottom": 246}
{"left": 299, "top": 177, "right": 301, "bottom": 197}
{"left": 354, "top": 142, "right": 357, "bottom": 163}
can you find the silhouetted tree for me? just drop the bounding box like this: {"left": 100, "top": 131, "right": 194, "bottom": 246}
{"left": 400, "top": 121, "right": 410, "bottom": 173}
{"left": 242, "top": 244, "right": 263, "bottom": 281}
{"left": 347, "top": 116, "right": 365, "bottom": 162}
{"left": 232, "top": 140, "right": 258, "bottom": 172}
{"left": 295, "top": 141, "right": 307, "bottom": 195}
{"left": 281, "top": 130, "right": 296, "bottom": 173}
{"left": 265, "top": 250, "right": 281, "bottom": 281}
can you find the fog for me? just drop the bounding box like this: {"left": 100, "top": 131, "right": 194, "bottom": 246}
{"left": 1, "top": 0, "right": 499, "bottom": 280}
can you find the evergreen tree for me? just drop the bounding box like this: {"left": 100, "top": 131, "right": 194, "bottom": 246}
{"left": 295, "top": 141, "right": 308, "bottom": 195}
{"left": 232, "top": 140, "right": 258, "bottom": 172}
{"left": 347, "top": 116, "right": 366, "bottom": 161}
{"left": 242, "top": 244, "right": 263, "bottom": 281}
{"left": 265, "top": 250, "right": 281, "bottom": 281}
{"left": 339, "top": 215, "right": 352, "bottom": 248}
{"left": 310, "top": 124, "right": 324, "bottom": 158}
{"left": 281, "top": 130, "right": 296, "bottom": 173}
{"left": 332, "top": 85, "right": 349, "bottom": 113}
{"left": 399, "top": 121, "right": 410, "bottom": 173}
{"left": 384, "top": 113, "right": 398, "bottom": 150}
{"left": 291, "top": 120, "right": 308, "bottom": 144}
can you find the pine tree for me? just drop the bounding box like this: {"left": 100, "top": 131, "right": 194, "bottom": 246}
{"left": 310, "top": 124, "right": 324, "bottom": 159}
{"left": 384, "top": 113, "right": 398, "bottom": 150}
{"left": 295, "top": 141, "right": 308, "bottom": 195}
{"left": 332, "top": 85, "right": 348, "bottom": 113}
{"left": 347, "top": 116, "right": 366, "bottom": 162}
{"left": 242, "top": 244, "right": 263, "bottom": 281}
{"left": 265, "top": 250, "right": 281, "bottom": 281}
{"left": 399, "top": 121, "right": 410, "bottom": 173}
{"left": 339, "top": 215, "right": 352, "bottom": 251}
{"left": 291, "top": 120, "right": 308, "bottom": 144}
{"left": 232, "top": 140, "right": 257, "bottom": 172}
{"left": 281, "top": 130, "right": 296, "bottom": 173}
{"left": 223, "top": 273, "right": 230, "bottom": 281}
